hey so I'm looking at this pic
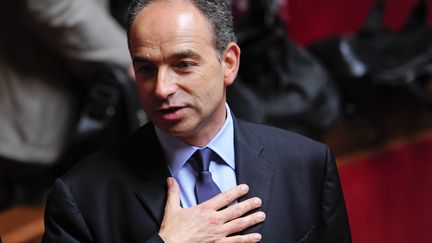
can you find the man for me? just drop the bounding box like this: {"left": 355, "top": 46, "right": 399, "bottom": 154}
{"left": 43, "top": 0, "right": 351, "bottom": 242}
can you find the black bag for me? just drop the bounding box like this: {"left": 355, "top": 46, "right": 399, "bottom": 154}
{"left": 309, "top": 0, "right": 432, "bottom": 109}
{"left": 228, "top": 0, "right": 341, "bottom": 137}
{"left": 74, "top": 66, "right": 145, "bottom": 142}
{"left": 54, "top": 66, "right": 146, "bottom": 175}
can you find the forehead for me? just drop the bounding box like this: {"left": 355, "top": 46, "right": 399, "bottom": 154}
{"left": 129, "top": 1, "right": 215, "bottom": 58}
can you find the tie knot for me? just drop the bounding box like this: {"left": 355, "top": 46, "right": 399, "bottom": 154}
{"left": 192, "top": 148, "right": 213, "bottom": 172}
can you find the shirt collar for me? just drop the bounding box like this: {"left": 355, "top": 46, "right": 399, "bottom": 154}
{"left": 155, "top": 104, "right": 235, "bottom": 176}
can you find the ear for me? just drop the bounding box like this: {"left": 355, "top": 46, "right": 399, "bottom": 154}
{"left": 222, "top": 42, "right": 241, "bottom": 86}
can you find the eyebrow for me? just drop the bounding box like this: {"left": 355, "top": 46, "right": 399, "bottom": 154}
{"left": 132, "top": 49, "right": 202, "bottom": 64}
{"left": 132, "top": 56, "right": 151, "bottom": 64}
{"left": 171, "top": 50, "right": 202, "bottom": 60}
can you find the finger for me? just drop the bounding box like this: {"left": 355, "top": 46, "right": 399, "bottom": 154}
{"left": 164, "top": 177, "right": 181, "bottom": 211}
{"left": 221, "top": 211, "right": 266, "bottom": 236}
{"left": 219, "top": 233, "right": 262, "bottom": 243}
{"left": 202, "top": 184, "right": 249, "bottom": 210}
{"left": 219, "top": 197, "right": 262, "bottom": 222}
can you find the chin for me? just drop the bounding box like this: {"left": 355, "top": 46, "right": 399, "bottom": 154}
{"left": 159, "top": 121, "right": 195, "bottom": 137}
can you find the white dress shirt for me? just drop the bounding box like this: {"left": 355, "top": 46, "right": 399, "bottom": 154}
{"left": 155, "top": 104, "right": 237, "bottom": 208}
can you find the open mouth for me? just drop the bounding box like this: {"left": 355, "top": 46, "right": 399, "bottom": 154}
{"left": 158, "top": 107, "right": 182, "bottom": 114}
{"left": 155, "top": 106, "right": 185, "bottom": 120}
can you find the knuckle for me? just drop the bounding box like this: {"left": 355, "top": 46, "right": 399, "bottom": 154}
{"left": 208, "top": 214, "right": 223, "bottom": 225}
{"left": 248, "top": 234, "right": 260, "bottom": 243}
{"left": 236, "top": 185, "right": 243, "bottom": 193}
{"left": 222, "top": 191, "right": 234, "bottom": 205}
{"left": 248, "top": 197, "right": 261, "bottom": 208}
{"left": 254, "top": 211, "right": 266, "bottom": 222}
{"left": 234, "top": 218, "right": 248, "bottom": 231}
{"left": 200, "top": 203, "right": 213, "bottom": 212}
{"left": 236, "top": 236, "right": 249, "bottom": 243}
{"left": 251, "top": 215, "right": 261, "bottom": 224}
{"left": 237, "top": 202, "right": 250, "bottom": 215}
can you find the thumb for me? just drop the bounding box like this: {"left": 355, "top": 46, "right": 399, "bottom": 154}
{"left": 165, "top": 177, "right": 181, "bottom": 212}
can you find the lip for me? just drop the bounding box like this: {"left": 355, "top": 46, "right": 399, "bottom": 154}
{"left": 154, "top": 106, "right": 186, "bottom": 121}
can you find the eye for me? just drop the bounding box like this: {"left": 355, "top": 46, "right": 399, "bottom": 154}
{"left": 136, "top": 62, "right": 157, "bottom": 77}
{"left": 174, "top": 61, "right": 196, "bottom": 69}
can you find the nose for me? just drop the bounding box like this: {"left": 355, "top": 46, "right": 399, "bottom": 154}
{"left": 154, "top": 67, "right": 177, "bottom": 99}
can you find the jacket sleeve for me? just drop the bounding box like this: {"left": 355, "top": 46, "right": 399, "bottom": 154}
{"left": 42, "top": 179, "right": 94, "bottom": 243}
{"left": 319, "top": 145, "right": 352, "bottom": 243}
{"left": 24, "top": 0, "right": 131, "bottom": 78}
{"left": 42, "top": 179, "right": 165, "bottom": 243}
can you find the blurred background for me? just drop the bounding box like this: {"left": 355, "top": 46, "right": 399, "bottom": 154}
{"left": 1, "top": 0, "right": 432, "bottom": 242}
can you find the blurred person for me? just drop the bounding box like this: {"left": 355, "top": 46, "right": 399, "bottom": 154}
{"left": 42, "top": 0, "right": 351, "bottom": 242}
{"left": 0, "top": 0, "right": 131, "bottom": 207}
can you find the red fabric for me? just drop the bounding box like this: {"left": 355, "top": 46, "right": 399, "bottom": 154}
{"left": 279, "top": 0, "right": 432, "bottom": 45}
{"left": 338, "top": 137, "right": 432, "bottom": 243}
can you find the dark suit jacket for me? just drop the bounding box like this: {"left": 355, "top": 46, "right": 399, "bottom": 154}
{"left": 42, "top": 118, "right": 351, "bottom": 243}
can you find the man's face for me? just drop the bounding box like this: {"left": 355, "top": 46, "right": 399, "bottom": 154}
{"left": 129, "top": 1, "right": 238, "bottom": 146}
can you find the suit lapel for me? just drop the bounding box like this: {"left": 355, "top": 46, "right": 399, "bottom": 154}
{"left": 127, "top": 123, "right": 171, "bottom": 225}
{"left": 233, "top": 118, "right": 276, "bottom": 234}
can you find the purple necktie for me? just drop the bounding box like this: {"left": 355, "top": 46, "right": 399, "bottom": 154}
{"left": 192, "top": 148, "right": 222, "bottom": 204}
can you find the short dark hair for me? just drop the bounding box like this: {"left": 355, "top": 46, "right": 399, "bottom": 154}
{"left": 126, "top": 0, "right": 235, "bottom": 57}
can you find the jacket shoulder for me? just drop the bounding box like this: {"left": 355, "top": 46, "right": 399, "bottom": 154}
{"left": 235, "top": 119, "right": 333, "bottom": 172}
{"left": 60, "top": 123, "right": 157, "bottom": 185}
{"left": 237, "top": 119, "right": 326, "bottom": 150}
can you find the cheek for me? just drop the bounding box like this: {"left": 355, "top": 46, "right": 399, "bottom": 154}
{"left": 136, "top": 81, "right": 153, "bottom": 107}
{"left": 195, "top": 65, "right": 224, "bottom": 92}
{"left": 206, "top": 70, "right": 225, "bottom": 96}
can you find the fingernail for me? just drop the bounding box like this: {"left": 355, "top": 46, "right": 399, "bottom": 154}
{"left": 254, "top": 198, "right": 262, "bottom": 206}
{"left": 253, "top": 234, "right": 262, "bottom": 241}
{"left": 167, "top": 177, "right": 173, "bottom": 186}
{"left": 240, "top": 184, "right": 249, "bottom": 193}
{"left": 256, "top": 212, "right": 266, "bottom": 220}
